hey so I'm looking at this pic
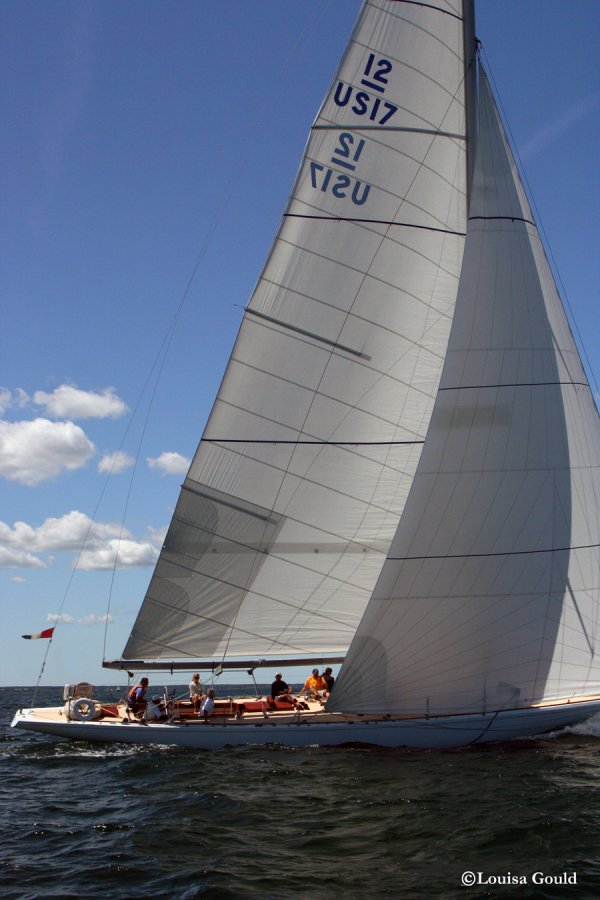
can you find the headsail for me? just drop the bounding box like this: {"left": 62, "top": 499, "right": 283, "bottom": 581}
{"left": 118, "top": 0, "right": 469, "bottom": 666}
{"left": 329, "top": 70, "right": 600, "bottom": 714}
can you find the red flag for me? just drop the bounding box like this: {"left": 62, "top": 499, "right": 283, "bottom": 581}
{"left": 21, "top": 627, "right": 55, "bottom": 640}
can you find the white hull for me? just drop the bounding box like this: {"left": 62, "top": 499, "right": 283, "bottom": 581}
{"left": 11, "top": 698, "right": 600, "bottom": 750}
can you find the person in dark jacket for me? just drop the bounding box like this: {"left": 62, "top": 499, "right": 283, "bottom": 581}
{"left": 270, "top": 672, "right": 293, "bottom": 703}
{"left": 323, "top": 667, "right": 335, "bottom": 697}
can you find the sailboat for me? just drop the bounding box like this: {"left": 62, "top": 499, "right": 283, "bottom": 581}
{"left": 13, "top": 0, "right": 600, "bottom": 749}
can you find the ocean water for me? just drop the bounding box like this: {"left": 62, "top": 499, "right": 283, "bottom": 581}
{"left": 2, "top": 685, "right": 600, "bottom": 899}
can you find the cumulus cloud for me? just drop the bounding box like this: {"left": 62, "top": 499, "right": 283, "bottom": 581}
{"left": 0, "top": 509, "right": 124, "bottom": 551}
{"left": 33, "top": 384, "right": 128, "bottom": 420}
{"left": 77, "top": 538, "right": 159, "bottom": 570}
{"left": 147, "top": 451, "right": 190, "bottom": 476}
{"left": 12, "top": 576, "right": 27, "bottom": 584}
{"left": 98, "top": 450, "right": 134, "bottom": 475}
{"left": 0, "top": 546, "right": 47, "bottom": 569}
{"left": 0, "top": 510, "right": 161, "bottom": 571}
{"left": 0, "top": 418, "right": 95, "bottom": 485}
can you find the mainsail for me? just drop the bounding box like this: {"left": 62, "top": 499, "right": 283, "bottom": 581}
{"left": 329, "top": 70, "right": 600, "bottom": 714}
{"left": 119, "top": 0, "right": 470, "bottom": 665}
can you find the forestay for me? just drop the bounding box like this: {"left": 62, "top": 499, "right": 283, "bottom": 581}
{"left": 122, "top": 0, "right": 469, "bottom": 663}
{"left": 329, "top": 72, "right": 600, "bottom": 714}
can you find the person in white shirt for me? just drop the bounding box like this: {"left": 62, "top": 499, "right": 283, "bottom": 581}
{"left": 189, "top": 673, "right": 204, "bottom": 711}
{"left": 200, "top": 689, "right": 215, "bottom": 722}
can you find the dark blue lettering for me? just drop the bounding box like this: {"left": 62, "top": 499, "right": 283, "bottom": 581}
{"left": 352, "top": 91, "right": 369, "bottom": 116}
{"left": 351, "top": 182, "right": 370, "bottom": 205}
{"left": 321, "top": 168, "right": 333, "bottom": 192}
{"left": 337, "top": 132, "right": 353, "bottom": 159}
{"left": 379, "top": 102, "right": 397, "bottom": 125}
{"left": 309, "top": 161, "right": 323, "bottom": 188}
{"left": 333, "top": 82, "right": 352, "bottom": 107}
{"left": 369, "top": 98, "right": 381, "bottom": 122}
{"left": 332, "top": 175, "right": 351, "bottom": 198}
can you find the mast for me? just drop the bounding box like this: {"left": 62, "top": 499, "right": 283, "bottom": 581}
{"left": 462, "top": 0, "right": 477, "bottom": 199}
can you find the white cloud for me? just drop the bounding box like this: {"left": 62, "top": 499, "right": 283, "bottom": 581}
{"left": 15, "top": 388, "right": 30, "bottom": 408}
{"left": 98, "top": 450, "right": 134, "bottom": 475}
{"left": 1, "top": 511, "right": 161, "bottom": 571}
{"left": 47, "top": 613, "right": 113, "bottom": 626}
{"left": 77, "top": 538, "right": 159, "bottom": 570}
{"left": 0, "top": 510, "right": 126, "bottom": 553}
{"left": 79, "top": 613, "right": 114, "bottom": 626}
{"left": 0, "top": 418, "right": 95, "bottom": 485}
{"left": 11, "top": 575, "right": 27, "bottom": 583}
{"left": 33, "top": 384, "right": 128, "bottom": 420}
{"left": 0, "top": 546, "right": 46, "bottom": 569}
{"left": 0, "top": 388, "right": 30, "bottom": 414}
{"left": 0, "top": 388, "right": 11, "bottom": 415}
{"left": 147, "top": 451, "right": 190, "bottom": 476}
{"left": 47, "top": 613, "right": 75, "bottom": 624}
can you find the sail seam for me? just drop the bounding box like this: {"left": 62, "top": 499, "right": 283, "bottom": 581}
{"left": 275, "top": 229, "right": 461, "bottom": 294}
{"left": 283, "top": 213, "right": 466, "bottom": 236}
{"left": 312, "top": 125, "right": 465, "bottom": 139}
{"left": 215, "top": 391, "right": 429, "bottom": 448}
{"left": 439, "top": 381, "right": 590, "bottom": 391}
{"left": 202, "top": 439, "right": 425, "bottom": 445}
{"left": 384, "top": 1, "right": 463, "bottom": 23}
{"left": 388, "top": 543, "right": 600, "bottom": 561}
{"left": 469, "top": 215, "right": 536, "bottom": 226}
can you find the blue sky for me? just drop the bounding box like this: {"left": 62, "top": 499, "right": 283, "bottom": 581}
{"left": 1, "top": 0, "right": 599, "bottom": 688}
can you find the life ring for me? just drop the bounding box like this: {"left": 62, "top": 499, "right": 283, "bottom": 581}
{"left": 72, "top": 697, "right": 97, "bottom": 721}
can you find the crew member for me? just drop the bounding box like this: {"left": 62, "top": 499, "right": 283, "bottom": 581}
{"left": 127, "top": 677, "right": 149, "bottom": 717}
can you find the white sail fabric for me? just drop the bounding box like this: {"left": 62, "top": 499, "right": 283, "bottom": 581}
{"left": 123, "top": 0, "right": 468, "bottom": 661}
{"left": 329, "top": 72, "right": 600, "bottom": 714}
